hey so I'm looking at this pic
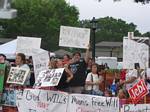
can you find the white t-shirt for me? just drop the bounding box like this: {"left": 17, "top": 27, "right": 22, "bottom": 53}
{"left": 85, "top": 72, "right": 103, "bottom": 91}
{"left": 126, "top": 69, "right": 138, "bottom": 90}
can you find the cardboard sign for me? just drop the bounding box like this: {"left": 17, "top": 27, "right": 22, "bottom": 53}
{"left": 16, "top": 36, "right": 41, "bottom": 56}
{"left": 7, "top": 67, "right": 30, "bottom": 85}
{"left": 128, "top": 79, "right": 149, "bottom": 103}
{"left": 123, "top": 104, "right": 150, "bottom": 112}
{"left": 59, "top": 26, "right": 90, "bottom": 49}
{"left": 67, "top": 94, "right": 119, "bottom": 112}
{"left": 32, "top": 51, "right": 49, "bottom": 79}
{"left": 34, "top": 68, "right": 64, "bottom": 88}
{"left": 123, "top": 37, "right": 149, "bottom": 69}
{"left": 16, "top": 89, "right": 68, "bottom": 112}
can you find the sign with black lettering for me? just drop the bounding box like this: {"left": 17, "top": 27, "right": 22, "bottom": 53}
{"left": 128, "top": 79, "right": 149, "bottom": 104}
{"left": 123, "top": 104, "right": 150, "bottom": 112}
{"left": 16, "top": 89, "right": 68, "bottom": 112}
{"left": 67, "top": 94, "right": 119, "bottom": 112}
{"left": 7, "top": 67, "right": 30, "bottom": 85}
{"left": 34, "top": 68, "right": 64, "bottom": 88}
{"left": 59, "top": 26, "right": 90, "bottom": 49}
{"left": 32, "top": 51, "right": 49, "bottom": 79}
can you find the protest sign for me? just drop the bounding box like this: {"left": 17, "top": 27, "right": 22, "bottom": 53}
{"left": 67, "top": 94, "right": 119, "bottom": 112}
{"left": 0, "top": 64, "right": 6, "bottom": 93}
{"left": 16, "top": 36, "right": 41, "bottom": 56}
{"left": 123, "top": 37, "right": 149, "bottom": 69}
{"left": 34, "top": 68, "right": 64, "bottom": 88}
{"left": 7, "top": 67, "right": 30, "bottom": 85}
{"left": 123, "top": 104, "right": 150, "bottom": 112}
{"left": 32, "top": 51, "right": 49, "bottom": 79}
{"left": 16, "top": 89, "right": 68, "bottom": 112}
{"left": 128, "top": 79, "right": 149, "bottom": 104}
{"left": 0, "top": 64, "right": 6, "bottom": 106}
{"left": 1, "top": 88, "right": 17, "bottom": 107}
{"left": 59, "top": 26, "right": 90, "bottom": 49}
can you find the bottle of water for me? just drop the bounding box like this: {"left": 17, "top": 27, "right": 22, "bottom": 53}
{"left": 111, "top": 79, "right": 117, "bottom": 96}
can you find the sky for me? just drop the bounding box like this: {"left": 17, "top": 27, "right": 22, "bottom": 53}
{"left": 66, "top": 0, "right": 150, "bottom": 34}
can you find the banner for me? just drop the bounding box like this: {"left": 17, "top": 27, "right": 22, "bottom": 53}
{"left": 16, "top": 89, "right": 68, "bottom": 112}
{"left": 7, "top": 67, "right": 30, "bottom": 85}
{"left": 32, "top": 51, "right": 49, "bottom": 79}
{"left": 1, "top": 88, "right": 17, "bottom": 107}
{"left": 128, "top": 79, "right": 149, "bottom": 104}
{"left": 16, "top": 36, "right": 41, "bottom": 56}
{"left": 59, "top": 26, "right": 90, "bottom": 49}
{"left": 67, "top": 94, "right": 119, "bottom": 112}
{"left": 123, "top": 104, "right": 150, "bottom": 112}
{"left": 123, "top": 37, "right": 149, "bottom": 69}
{"left": 34, "top": 68, "right": 64, "bottom": 87}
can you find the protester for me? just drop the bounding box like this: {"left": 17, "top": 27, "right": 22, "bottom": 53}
{"left": 85, "top": 63, "right": 103, "bottom": 96}
{"left": 69, "top": 46, "right": 90, "bottom": 93}
{"left": 15, "top": 53, "right": 31, "bottom": 86}
{"left": 0, "top": 54, "right": 10, "bottom": 86}
{"left": 118, "top": 68, "right": 138, "bottom": 99}
{"left": 55, "top": 59, "right": 73, "bottom": 92}
{"left": 62, "top": 54, "right": 71, "bottom": 65}
{"left": 27, "top": 56, "right": 35, "bottom": 86}
{"left": 86, "top": 58, "right": 93, "bottom": 74}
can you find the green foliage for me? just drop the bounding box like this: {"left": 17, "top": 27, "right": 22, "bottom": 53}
{"left": 0, "top": 0, "right": 79, "bottom": 51}
{"left": 80, "top": 17, "right": 142, "bottom": 43}
{"left": 142, "top": 32, "right": 150, "bottom": 37}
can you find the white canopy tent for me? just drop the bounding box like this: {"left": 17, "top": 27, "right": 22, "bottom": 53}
{"left": 0, "top": 39, "right": 55, "bottom": 59}
{"left": 0, "top": 39, "right": 17, "bottom": 59}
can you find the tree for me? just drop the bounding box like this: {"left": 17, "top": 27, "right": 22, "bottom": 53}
{"left": 97, "top": 0, "right": 150, "bottom": 4}
{"left": 80, "top": 17, "right": 141, "bottom": 43}
{"left": 0, "top": 0, "right": 79, "bottom": 51}
{"left": 142, "top": 32, "right": 150, "bottom": 37}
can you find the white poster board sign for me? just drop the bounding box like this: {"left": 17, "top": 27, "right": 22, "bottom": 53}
{"left": 16, "top": 89, "right": 68, "bottom": 112}
{"left": 34, "top": 68, "right": 64, "bottom": 87}
{"left": 67, "top": 94, "right": 119, "bottom": 112}
{"left": 32, "top": 51, "right": 49, "bottom": 79}
{"left": 123, "top": 104, "right": 150, "bottom": 112}
{"left": 59, "top": 26, "right": 90, "bottom": 49}
{"left": 123, "top": 37, "right": 149, "bottom": 69}
{"left": 16, "top": 36, "right": 41, "bottom": 56}
{"left": 7, "top": 67, "right": 30, "bottom": 85}
{"left": 95, "top": 57, "right": 117, "bottom": 69}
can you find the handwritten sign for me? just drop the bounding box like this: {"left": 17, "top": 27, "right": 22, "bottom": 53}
{"left": 16, "top": 36, "right": 41, "bottom": 56}
{"left": 123, "top": 104, "right": 150, "bottom": 112}
{"left": 67, "top": 94, "right": 119, "bottom": 112}
{"left": 34, "top": 68, "right": 64, "bottom": 88}
{"left": 59, "top": 26, "right": 90, "bottom": 49}
{"left": 16, "top": 89, "right": 68, "bottom": 112}
{"left": 32, "top": 51, "right": 49, "bottom": 79}
{"left": 7, "top": 67, "right": 30, "bottom": 85}
{"left": 123, "top": 37, "right": 149, "bottom": 69}
{"left": 128, "top": 79, "right": 149, "bottom": 104}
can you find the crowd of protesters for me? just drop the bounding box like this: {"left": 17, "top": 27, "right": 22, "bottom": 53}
{"left": 0, "top": 47, "right": 150, "bottom": 100}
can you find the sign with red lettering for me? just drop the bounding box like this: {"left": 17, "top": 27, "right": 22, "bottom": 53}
{"left": 128, "top": 79, "right": 149, "bottom": 104}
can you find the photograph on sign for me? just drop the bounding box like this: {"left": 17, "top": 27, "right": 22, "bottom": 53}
{"left": 34, "top": 68, "right": 64, "bottom": 88}
{"left": 1, "top": 88, "right": 17, "bottom": 107}
{"left": 7, "top": 67, "right": 30, "bottom": 85}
